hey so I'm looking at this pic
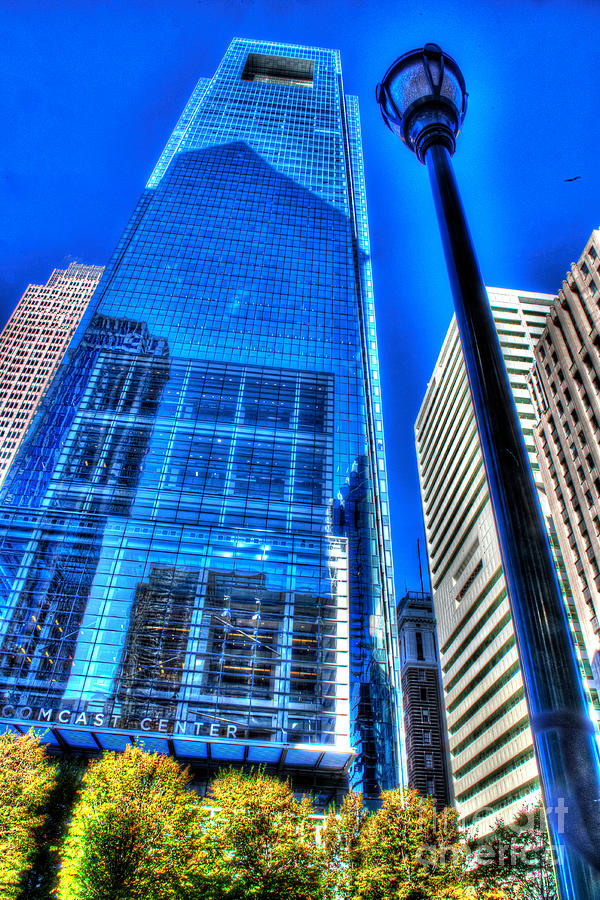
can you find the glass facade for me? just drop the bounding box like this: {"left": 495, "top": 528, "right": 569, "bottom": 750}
{"left": 0, "top": 39, "right": 399, "bottom": 801}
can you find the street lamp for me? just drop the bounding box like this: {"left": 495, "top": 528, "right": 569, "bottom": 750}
{"left": 377, "top": 43, "right": 600, "bottom": 899}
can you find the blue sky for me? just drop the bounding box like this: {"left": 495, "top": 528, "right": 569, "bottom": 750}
{"left": 1, "top": 0, "right": 599, "bottom": 592}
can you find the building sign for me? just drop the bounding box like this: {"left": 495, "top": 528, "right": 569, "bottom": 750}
{"left": 0, "top": 706, "right": 237, "bottom": 738}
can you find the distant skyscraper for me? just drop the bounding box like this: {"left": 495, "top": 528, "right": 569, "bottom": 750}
{"left": 0, "top": 40, "right": 399, "bottom": 805}
{"left": 415, "top": 288, "right": 598, "bottom": 835}
{"left": 0, "top": 264, "right": 103, "bottom": 486}
{"left": 529, "top": 229, "right": 600, "bottom": 689}
{"left": 396, "top": 590, "right": 450, "bottom": 811}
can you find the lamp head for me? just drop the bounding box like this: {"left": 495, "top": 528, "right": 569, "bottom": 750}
{"left": 376, "top": 43, "right": 467, "bottom": 162}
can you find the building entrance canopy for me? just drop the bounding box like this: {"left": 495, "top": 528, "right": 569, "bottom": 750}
{"left": 1, "top": 716, "right": 354, "bottom": 772}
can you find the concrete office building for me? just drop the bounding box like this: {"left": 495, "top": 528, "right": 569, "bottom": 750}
{"left": 0, "top": 264, "right": 104, "bottom": 486}
{"left": 415, "top": 288, "right": 597, "bottom": 835}
{"left": 529, "top": 228, "right": 600, "bottom": 689}
{"left": 0, "top": 40, "right": 400, "bottom": 807}
{"left": 397, "top": 590, "right": 450, "bottom": 811}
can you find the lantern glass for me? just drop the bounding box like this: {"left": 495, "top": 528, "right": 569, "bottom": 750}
{"left": 377, "top": 45, "right": 467, "bottom": 159}
{"left": 386, "top": 52, "right": 463, "bottom": 118}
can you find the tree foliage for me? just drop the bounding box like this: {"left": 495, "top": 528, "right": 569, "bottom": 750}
{"left": 350, "top": 788, "right": 468, "bottom": 900}
{"left": 20, "top": 758, "right": 85, "bottom": 900}
{"left": 321, "top": 790, "right": 367, "bottom": 899}
{"left": 467, "top": 805, "right": 557, "bottom": 900}
{"left": 57, "top": 743, "right": 204, "bottom": 900}
{"left": 0, "top": 733, "right": 557, "bottom": 900}
{"left": 200, "top": 767, "right": 328, "bottom": 900}
{"left": 0, "top": 729, "right": 56, "bottom": 900}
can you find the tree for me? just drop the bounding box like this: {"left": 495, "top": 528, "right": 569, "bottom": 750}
{"left": 321, "top": 790, "right": 367, "bottom": 899}
{"left": 353, "top": 788, "right": 469, "bottom": 900}
{"left": 20, "top": 758, "right": 85, "bottom": 900}
{"left": 0, "top": 729, "right": 56, "bottom": 900}
{"left": 200, "top": 767, "right": 328, "bottom": 900}
{"left": 467, "top": 804, "right": 557, "bottom": 900}
{"left": 57, "top": 744, "right": 205, "bottom": 900}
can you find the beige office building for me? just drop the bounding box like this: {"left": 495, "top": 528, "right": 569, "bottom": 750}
{"left": 415, "top": 288, "right": 597, "bottom": 836}
{"left": 0, "top": 263, "right": 104, "bottom": 485}
{"left": 529, "top": 229, "right": 600, "bottom": 689}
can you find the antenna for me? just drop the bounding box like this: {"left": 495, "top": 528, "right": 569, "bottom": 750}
{"left": 417, "top": 539, "right": 424, "bottom": 594}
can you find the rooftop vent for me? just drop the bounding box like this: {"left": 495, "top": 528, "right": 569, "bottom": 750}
{"left": 241, "top": 53, "right": 314, "bottom": 88}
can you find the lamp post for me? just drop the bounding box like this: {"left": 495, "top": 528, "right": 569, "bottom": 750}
{"left": 376, "top": 44, "right": 600, "bottom": 898}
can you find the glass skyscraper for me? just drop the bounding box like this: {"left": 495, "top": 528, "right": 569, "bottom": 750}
{"left": 0, "top": 39, "right": 399, "bottom": 803}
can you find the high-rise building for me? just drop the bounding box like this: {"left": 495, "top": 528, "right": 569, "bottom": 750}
{"left": 0, "top": 40, "right": 399, "bottom": 806}
{"left": 0, "top": 264, "right": 104, "bottom": 486}
{"left": 415, "top": 288, "right": 598, "bottom": 835}
{"left": 529, "top": 228, "right": 600, "bottom": 689}
{"left": 396, "top": 590, "right": 450, "bottom": 811}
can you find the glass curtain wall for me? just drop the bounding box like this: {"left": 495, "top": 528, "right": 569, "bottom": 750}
{"left": 0, "top": 39, "right": 398, "bottom": 802}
